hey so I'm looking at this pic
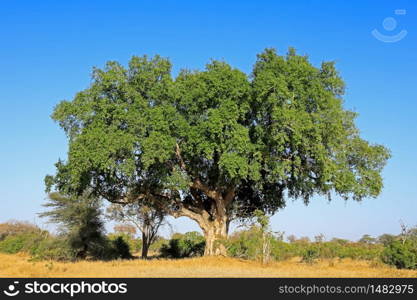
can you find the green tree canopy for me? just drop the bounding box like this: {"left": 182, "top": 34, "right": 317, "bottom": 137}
{"left": 46, "top": 48, "right": 390, "bottom": 255}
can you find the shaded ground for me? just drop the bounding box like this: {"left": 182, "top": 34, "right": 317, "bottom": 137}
{"left": 0, "top": 253, "right": 416, "bottom": 278}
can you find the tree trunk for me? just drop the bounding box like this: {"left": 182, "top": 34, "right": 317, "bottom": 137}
{"left": 203, "top": 217, "right": 228, "bottom": 256}
{"left": 141, "top": 232, "right": 149, "bottom": 259}
{"left": 168, "top": 175, "right": 235, "bottom": 256}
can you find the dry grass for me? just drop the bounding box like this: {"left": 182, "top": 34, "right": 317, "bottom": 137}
{"left": 0, "top": 253, "right": 416, "bottom": 278}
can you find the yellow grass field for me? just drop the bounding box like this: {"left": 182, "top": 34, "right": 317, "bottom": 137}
{"left": 1, "top": 253, "right": 417, "bottom": 278}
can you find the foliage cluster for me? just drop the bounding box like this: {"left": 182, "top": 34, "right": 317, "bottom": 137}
{"left": 160, "top": 232, "right": 205, "bottom": 258}
{"left": 0, "top": 230, "right": 73, "bottom": 261}
{"left": 0, "top": 221, "right": 40, "bottom": 241}
{"left": 225, "top": 226, "right": 384, "bottom": 263}
{"left": 381, "top": 227, "right": 417, "bottom": 270}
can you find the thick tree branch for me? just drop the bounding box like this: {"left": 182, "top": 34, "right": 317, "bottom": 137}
{"left": 191, "top": 178, "right": 229, "bottom": 219}
{"left": 171, "top": 204, "right": 208, "bottom": 231}
{"left": 224, "top": 187, "right": 235, "bottom": 207}
{"left": 176, "top": 142, "right": 227, "bottom": 219}
{"left": 192, "top": 178, "right": 221, "bottom": 201}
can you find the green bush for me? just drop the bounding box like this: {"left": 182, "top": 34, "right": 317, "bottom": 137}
{"left": 0, "top": 235, "right": 27, "bottom": 253}
{"left": 160, "top": 232, "right": 205, "bottom": 258}
{"left": 381, "top": 240, "right": 417, "bottom": 269}
{"left": 0, "top": 232, "right": 45, "bottom": 254}
{"left": 226, "top": 227, "right": 262, "bottom": 260}
{"left": 0, "top": 221, "right": 40, "bottom": 241}
{"left": 30, "top": 237, "right": 75, "bottom": 261}
{"left": 336, "top": 243, "right": 383, "bottom": 260}
{"left": 270, "top": 240, "right": 297, "bottom": 261}
{"left": 0, "top": 230, "right": 133, "bottom": 261}
{"left": 109, "top": 236, "right": 133, "bottom": 259}
{"left": 301, "top": 247, "right": 319, "bottom": 264}
{"left": 226, "top": 226, "right": 294, "bottom": 262}
{"left": 149, "top": 236, "right": 168, "bottom": 253}
{"left": 0, "top": 231, "right": 76, "bottom": 261}
{"left": 226, "top": 227, "right": 383, "bottom": 262}
{"left": 108, "top": 233, "right": 139, "bottom": 253}
{"left": 226, "top": 226, "right": 281, "bottom": 261}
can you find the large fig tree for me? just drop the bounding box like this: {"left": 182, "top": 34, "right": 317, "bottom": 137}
{"left": 45, "top": 49, "right": 390, "bottom": 255}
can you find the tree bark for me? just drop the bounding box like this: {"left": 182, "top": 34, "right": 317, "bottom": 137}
{"left": 141, "top": 232, "right": 149, "bottom": 259}
{"left": 203, "top": 217, "right": 228, "bottom": 256}
{"left": 171, "top": 201, "right": 230, "bottom": 256}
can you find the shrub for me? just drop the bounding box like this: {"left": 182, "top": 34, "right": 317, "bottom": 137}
{"left": 0, "top": 234, "right": 28, "bottom": 253}
{"left": 30, "top": 237, "right": 75, "bottom": 261}
{"left": 301, "top": 247, "right": 319, "bottom": 264}
{"left": 331, "top": 238, "right": 350, "bottom": 245}
{"left": 226, "top": 227, "right": 263, "bottom": 260}
{"left": 108, "top": 233, "right": 139, "bottom": 253}
{"left": 0, "top": 231, "right": 76, "bottom": 261}
{"left": 227, "top": 226, "right": 282, "bottom": 261}
{"left": 149, "top": 236, "right": 168, "bottom": 253}
{"left": 160, "top": 232, "right": 205, "bottom": 258}
{"left": 226, "top": 228, "right": 383, "bottom": 262}
{"left": 332, "top": 242, "right": 383, "bottom": 260}
{"left": 0, "top": 230, "right": 133, "bottom": 261}
{"left": 377, "top": 234, "right": 397, "bottom": 246}
{"left": 381, "top": 240, "right": 417, "bottom": 269}
{"left": 270, "top": 240, "right": 297, "bottom": 261}
{"left": 0, "top": 232, "right": 45, "bottom": 254}
{"left": 109, "top": 236, "right": 132, "bottom": 259}
{"left": 0, "top": 221, "right": 40, "bottom": 241}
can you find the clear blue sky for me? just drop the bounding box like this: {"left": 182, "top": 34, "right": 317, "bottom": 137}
{"left": 1, "top": 0, "right": 416, "bottom": 241}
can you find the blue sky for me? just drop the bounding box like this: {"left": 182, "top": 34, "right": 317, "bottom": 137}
{"left": 0, "top": 0, "right": 416, "bottom": 241}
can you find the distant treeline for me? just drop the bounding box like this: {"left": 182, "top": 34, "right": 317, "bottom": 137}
{"left": 0, "top": 220, "right": 416, "bottom": 270}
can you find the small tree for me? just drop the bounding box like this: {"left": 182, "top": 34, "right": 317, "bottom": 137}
{"left": 40, "top": 192, "right": 109, "bottom": 259}
{"left": 106, "top": 201, "right": 167, "bottom": 258}
{"left": 358, "top": 234, "right": 376, "bottom": 244}
{"left": 399, "top": 221, "right": 411, "bottom": 244}
{"left": 114, "top": 224, "right": 137, "bottom": 239}
{"left": 253, "top": 210, "right": 272, "bottom": 264}
{"left": 377, "top": 234, "right": 396, "bottom": 246}
{"left": 314, "top": 234, "right": 325, "bottom": 243}
{"left": 287, "top": 235, "right": 297, "bottom": 243}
